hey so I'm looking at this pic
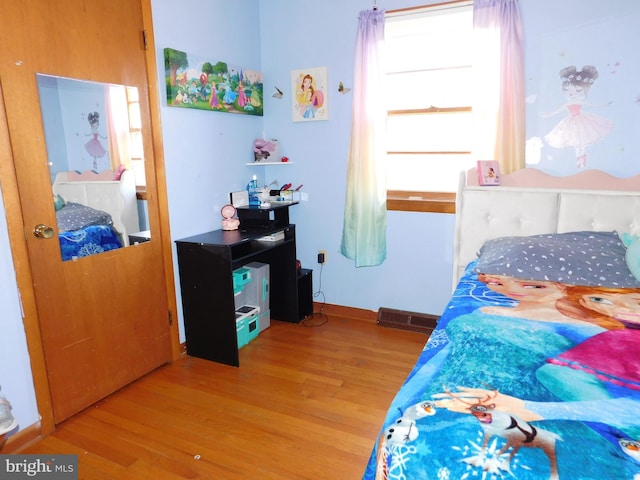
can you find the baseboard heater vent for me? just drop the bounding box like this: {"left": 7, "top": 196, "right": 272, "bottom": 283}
{"left": 377, "top": 307, "right": 439, "bottom": 334}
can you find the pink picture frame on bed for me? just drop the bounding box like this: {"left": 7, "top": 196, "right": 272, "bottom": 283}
{"left": 477, "top": 160, "right": 501, "bottom": 186}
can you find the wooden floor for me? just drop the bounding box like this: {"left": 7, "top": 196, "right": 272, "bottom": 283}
{"left": 19, "top": 312, "right": 426, "bottom": 479}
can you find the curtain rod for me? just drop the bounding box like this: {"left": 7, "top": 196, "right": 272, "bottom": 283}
{"left": 386, "top": 0, "right": 471, "bottom": 16}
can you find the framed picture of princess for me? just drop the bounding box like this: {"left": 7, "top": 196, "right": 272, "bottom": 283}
{"left": 291, "top": 67, "right": 329, "bottom": 122}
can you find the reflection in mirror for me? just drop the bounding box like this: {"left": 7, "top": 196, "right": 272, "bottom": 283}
{"left": 36, "top": 74, "right": 150, "bottom": 262}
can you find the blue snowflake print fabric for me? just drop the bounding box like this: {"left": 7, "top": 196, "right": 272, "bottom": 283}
{"left": 59, "top": 225, "right": 122, "bottom": 260}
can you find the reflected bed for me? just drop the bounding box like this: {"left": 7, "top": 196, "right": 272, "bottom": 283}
{"left": 52, "top": 169, "right": 139, "bottom": 260}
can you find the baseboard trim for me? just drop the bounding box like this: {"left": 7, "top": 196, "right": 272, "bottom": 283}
{"left": 3, "top": 422, "right": 43, "bottom": 453}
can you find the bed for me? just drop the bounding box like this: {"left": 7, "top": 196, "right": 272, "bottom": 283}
{"left": 52, "top": 169, "right": 140, "bottom": 260}
{"left": 364, "top": 168, "right": 640, "bottom": 480}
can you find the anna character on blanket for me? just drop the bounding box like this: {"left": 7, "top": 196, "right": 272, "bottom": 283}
{"left": 477, "top": 273, "right": 625, "bottom": 331}
{"left": 540, "top": 285, "right": 639, "bottom": 396}
{"left": 537, "top": 285, "right": 640, "bottom": 440}
{"left": 429, "top": 273, "right": 607, "bottom": 401}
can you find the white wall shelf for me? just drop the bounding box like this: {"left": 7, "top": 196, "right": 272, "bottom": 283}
{"left": 245, "top": 162, "right": 293, "bottom": 166}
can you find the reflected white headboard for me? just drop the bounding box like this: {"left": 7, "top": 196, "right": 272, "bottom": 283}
{"left": 52, "top": 169, "right": 139, "bottom": 246}
{"left": 452, "top": 168, "right": 640, "bottom": 290}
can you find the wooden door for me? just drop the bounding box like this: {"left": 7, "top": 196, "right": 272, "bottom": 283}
{"left": 0, "top": 0, "right": 172, "bottom": 423}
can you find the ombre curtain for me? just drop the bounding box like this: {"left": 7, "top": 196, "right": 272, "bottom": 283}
{"left": 472, "top": 0, "right": 525, "bottom": 174}
{"left": 340, "top": 9, "right": 387, "bottom": 267}
{"left": 106, "top": 85, "right": 132, "bottom": 171}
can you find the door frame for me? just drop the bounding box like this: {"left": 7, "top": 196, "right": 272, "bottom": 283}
{"left": 0, "top": 0, "right": 181, "bottom": 441}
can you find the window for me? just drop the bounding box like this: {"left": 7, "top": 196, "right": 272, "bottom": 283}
{"left": 385, "top": 1, "right": 474, "bottom": 211}
{"left": 125, "top": 86, "right": 146, "bottom": 189}
{"left": 108, "top": 85, "right": 147, "bottom": 193}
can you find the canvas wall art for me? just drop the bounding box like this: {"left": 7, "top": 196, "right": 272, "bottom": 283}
{"left": 291, "top": 67, "right": 328, "bottom": 122}
{"left": 164, "top": 47, "right": 263, "bottom": 116}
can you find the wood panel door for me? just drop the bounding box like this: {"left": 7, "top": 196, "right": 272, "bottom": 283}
{"left": 0, "top": 0, "right": 172, "bottom": 423}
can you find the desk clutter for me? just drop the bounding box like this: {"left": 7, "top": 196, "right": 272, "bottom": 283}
{"left": 231, "top": 175, "right": 303, "bottom": 209}
{"left": 225, "top": 181, "right": 301, "bottom": 232}
{"left": 233, "top": 262, "right": 270, "bottom": 348}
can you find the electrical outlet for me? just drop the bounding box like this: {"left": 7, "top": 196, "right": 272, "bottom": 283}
{"left": 318, "top": 250, "right": 327, "bottom": 264}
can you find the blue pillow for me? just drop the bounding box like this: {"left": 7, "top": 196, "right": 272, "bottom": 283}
{"left": 473, "top": 231, "right": 640, "bottom": 288}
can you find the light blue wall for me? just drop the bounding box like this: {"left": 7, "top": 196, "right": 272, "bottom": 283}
{"left": 0, "top": 185, "right": 40, "bottom": 434}
{"left": 38, "top": 76, "right": 112, "bottom": 180}
{"left": 2, "top": 0, "right": 638, "bottom": 436}
{"left": 524, "top": 0, "right": 640, "bottom": 176}
{"left": 152, "top": 0, "right": 457, "bottom": 346}
{"left": 256, "top": 0, "right": 458, "bottom": 319}
{"left": 150, "top": 0, "right": 264, "bottom": 341}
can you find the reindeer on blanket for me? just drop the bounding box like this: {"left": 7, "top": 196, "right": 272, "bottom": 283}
{"left": 444, "top": 386, "right": 562, "bottom": 480}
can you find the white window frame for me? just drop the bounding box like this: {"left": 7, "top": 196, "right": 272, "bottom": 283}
{"left": 384, "top": 0, "right": 474, "bottom": 213}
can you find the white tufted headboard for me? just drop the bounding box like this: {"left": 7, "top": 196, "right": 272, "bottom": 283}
{"left": 452, "top": 168, "right": 640, "bottom": 290}
{"left": 52, "top": 169, "right": 139, "bottom": 246}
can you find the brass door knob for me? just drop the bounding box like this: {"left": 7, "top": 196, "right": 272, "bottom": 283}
{"left": 33, "top": 224, "right": 55, "bottom": 239}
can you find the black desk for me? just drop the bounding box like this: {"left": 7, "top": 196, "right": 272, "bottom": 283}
{"left": 175, "top": 224, "right": 301, "bottom": 366}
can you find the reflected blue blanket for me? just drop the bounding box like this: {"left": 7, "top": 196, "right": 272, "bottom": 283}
{"left": 363, "top": 261, "right": 640, "bottom": 480}
{"left": 59, "top": 224, "right": 122, "bottom": 261}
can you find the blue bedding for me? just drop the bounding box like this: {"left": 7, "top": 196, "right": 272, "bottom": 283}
{"left": 59, "top": 225, "right": 122, "bottom": 261}
{"left": 57, "top": 203, "right": 123, "bottom": 260}
{"left": 364, "top": 261, "right": 640, "bottom": 480}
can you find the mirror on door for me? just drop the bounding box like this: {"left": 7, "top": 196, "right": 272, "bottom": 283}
{"left": 36, "top": 73, "right": 150, "bottom": 261}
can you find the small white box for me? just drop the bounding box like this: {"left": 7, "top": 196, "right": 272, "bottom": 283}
{"left": 257, "top": 231, "right": 285, "bottom": 242}
{"left": 230, "top": 190, "right": 249, "bottom": 207}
